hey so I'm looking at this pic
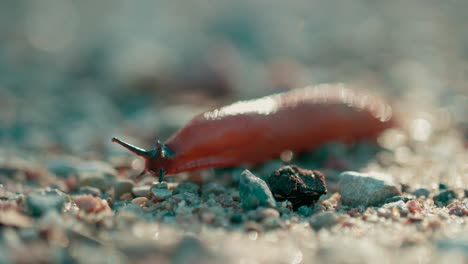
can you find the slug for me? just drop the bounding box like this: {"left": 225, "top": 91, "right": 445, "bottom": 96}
{"left": 112, "top": 83, "right": 394, "bottom": 182}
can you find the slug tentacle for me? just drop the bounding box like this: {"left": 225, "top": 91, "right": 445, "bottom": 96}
{"left": 112, "top": 137, "right": 174, "bottom": 182}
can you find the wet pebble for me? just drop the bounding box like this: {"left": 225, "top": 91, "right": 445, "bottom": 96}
{"left": 239, "top": 170, "right": 276, "bottom": 210}
{"left": 267, "top": 165, "right": 327, "bottom": 208}
{"left": 339, "top": 171, "right": 401, "bottom": 207}
{"left": 114, "top": 179, "right": 135, "bottom": 199}
{"left": 25, "top": 188, "right": 70, "bottom": 217}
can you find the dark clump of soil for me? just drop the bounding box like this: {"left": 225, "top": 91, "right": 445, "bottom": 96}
{"left": 267, "top": 165, "right": 327, "bottom": 209}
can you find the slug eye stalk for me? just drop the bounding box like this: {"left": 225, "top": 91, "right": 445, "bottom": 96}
{"left": 111, "top": 137, "right": 173, "bottom": 182}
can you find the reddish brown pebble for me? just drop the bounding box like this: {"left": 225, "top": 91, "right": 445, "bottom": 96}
{"left": 131, "top": 197, "right": 148, "bottom": 206}
{"left": 73, "top": 195, "right": 109, "bottom": 213}
{"left": 447, "top": 201, "right": 468, "bottom": 216}
{"left": 406, "top": 200, "right": 423, "bottom": 213}
{"left": 267, "top": 165, "right": 327, "bottom": 208}
{"left": 119, "top": 192, "right": 133, "bottom": 201}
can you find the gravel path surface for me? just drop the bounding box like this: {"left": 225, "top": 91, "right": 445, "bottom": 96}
{"left": 1, "top": 1, "right": 467, "bottom": 263}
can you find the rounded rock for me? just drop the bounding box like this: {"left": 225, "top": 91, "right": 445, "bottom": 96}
{"left": 339, "top": 171, "right": 401, "bottom": 207}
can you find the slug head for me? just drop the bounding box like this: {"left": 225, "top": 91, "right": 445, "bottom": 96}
{"left": 111, "top": 137, "right": 174, "bottom": 182}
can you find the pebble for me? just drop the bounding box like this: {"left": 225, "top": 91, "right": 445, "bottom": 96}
{"left": 78, "top": 186, "right": 101, "bottom": 197}
{"left": 132, "top": 185, "right": 151, "bottom": 197}
{"left": 131, "top": 197, "right": 148, "bottom": 206}
{"left": 433, "top": 190, "right": 457, "bottom": 206}
{"left": 412, "top": 188, "right": 430, "bottom": 198}
{"left": 239, "top": 170, "right": 276, "bottom": 210}
{"left": 173, "top": 181, "right": 200, "bottom": 195}
{"left": 201, "top": 182, "right": 226, "bottom": 196}
{"left": 0, "top": 209, "right": 32, "bottom": 227}
{"left": 76, "top": 161, "right": 117, "bottom": 191}
{"left": 114, "top": 179, "right": 135, "bottom": 199}
{"left": 297, "top": 205, "right": 314, "bottom": 217}
{"left": 310, "top": 211, "right": 339, "bottom": 231}
{"left": 25, "top": 188, "right": 69, "bottom": 217}
{"left": 259, "top": 208, "right": 280, "bottom": 220}
{"left": 267, "top": 165, "right": 327, "bottom": 208}
{"left": 73, "top": 195, "right": 109, "bottom": 213}
{"left": 339, "top": 171, "right": 401, "bottom": 207}
{"left": 447, "top": 200, "right": 468, "bottom": 216}
{"left": 151, "top": 182, "right": 172, "bottom": 201}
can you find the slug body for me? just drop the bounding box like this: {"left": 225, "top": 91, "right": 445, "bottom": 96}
{"left": 113, "top": 84, "right": 394, "bottom": 181}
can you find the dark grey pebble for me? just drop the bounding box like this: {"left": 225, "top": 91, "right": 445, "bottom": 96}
{"left": 114, "top": 179, "right": 135, "bottom": 199}
{"left": 339, "top": 171, "right": 401, "bottom": 207}
{"left": 433, "top": 190, "right": 457, "bottom": 206}
{"left": 25, "top": 188, "right": 70, "bottom": 217}
{"left": 412, "top": 188, "right": 430, "bottom": 198}
{"left": 267, "top": 165, "right": 327, "bottom": 208}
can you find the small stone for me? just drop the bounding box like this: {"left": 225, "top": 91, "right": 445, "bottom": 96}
{"left": 114, "top": 179, "right": 135, "bottom": 199}
{"left": 131, "top": 197, "right": 148, "bottom": 206}
{"left": 239, "top": 170, "right": 276, "bottom": 210}
{"left": 267, "top": 165, "right": 327, "bottom": 208}
{"left": 412, "top": 188, "right": 430, "bottom": 198}
{"left": 259, "top": 208, "right": 280, "bottom": 220}
{"left": 406, "top": 200, "right": 423, "bottom": 213}
{"left": 201, "top": 182, "right": 226, "bottom": 196}
{"left": 433, "top": 190, "right": 457, "bottom": 206}
{"left": 77, "top": 161, "right": 117, "bottom": 191}
{"left": 384, "top": 196, "right": 410, "bottom": 203}
{"left": 438, "top": 183, "right": 448, "bottom": 190}
{"left": 173, "top": 181, "right": 200, "bottom": 195}
{"left": 25, "top": 188, "right": 69, "bottom": 217}
{"left": 73, "top": 195, "right": 110, "bottom": 213}
{"left": 339, "top": 171, "right": 401, "bottom": 207}
{"left": 78, "top": 186, "right": 101, "bottom": 197}
{"left": 151, "top": 182, "right": 172, "bottom": 201}
{"left": 0, "top": 209, "right": 32, "bottom": 227}
{"left": 447, "top": 200, "right": 468, "bottom": 216}
{"left": 310, "top": 211, "right": 338, "bottom": 231}
{"left": 230, "top": 213, "right": 244, "bottom": 224}
{"left": 297, "top": 205, "right": 314, "bottom": 217}
{"left": 119, "top": 192, "right": 133, "bottom": 201}
{"left": 200, "top": 210, "right": 216, "bottom": 224}
{"left": 132, "top": 185, "right": 151, "bottom": 197}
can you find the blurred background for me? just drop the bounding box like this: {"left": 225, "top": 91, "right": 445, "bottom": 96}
{"left": 0, "top": 0, "right": 467, "bottom": 156}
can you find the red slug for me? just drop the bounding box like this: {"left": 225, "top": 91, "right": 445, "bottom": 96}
{"left": 112, "top": 83, "right": 394, "bottom": 182}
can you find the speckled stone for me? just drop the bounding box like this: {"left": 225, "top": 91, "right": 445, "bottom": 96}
{"left": 239, "top": 170, "right": 276, "bottom": 210}
{"left": 339, "top": 171, "right": 401, "bottom": 207}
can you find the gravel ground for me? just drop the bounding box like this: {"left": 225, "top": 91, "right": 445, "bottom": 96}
{"left": 1, "top": 1, "right": 468, "bottom": 264}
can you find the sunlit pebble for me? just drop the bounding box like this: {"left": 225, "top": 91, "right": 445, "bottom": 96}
{"left": 409, "top": 118, "right": 432, "bottom": 142}
{"left": 377, "top": 129, "right": 406, "bottom": 150}
{"left": 248, "top": 231, "right": 258, "bottom": 241}
{"left": 395, "top": 147, "right": 412, "bottom": 164}
{"left": 280, "top": 150, "right": 294, "bottom": 163}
